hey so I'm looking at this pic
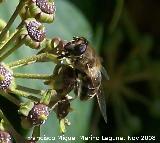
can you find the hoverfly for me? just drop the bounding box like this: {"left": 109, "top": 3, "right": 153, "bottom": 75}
{"left": 59, "top": 37, "right": 109, "bottom": 123}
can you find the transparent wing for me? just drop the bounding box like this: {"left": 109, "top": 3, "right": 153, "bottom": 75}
{"left": 96, "top": 87, "right": 107, "bottom": 124}
{"left": 101, "top": 66, "right": 110, "bottom": 80}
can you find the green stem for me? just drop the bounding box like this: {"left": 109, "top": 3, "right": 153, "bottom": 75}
{"left": 0, "top": 91, "right": 20, "bottom": 106}
{"left": 109, "top": 0, "right": 124, "bottom": 34}
{"left": 16, "top": 85, "right": 42, "bottom": 95}
{"left": 10, "top": 88, "right": 40, "bottom": 102}
{"left": 0, "top": 29, "right": 21, "bottom": 55}
{"left": 0, "top": 0, "right": 26, "bottom": 42}
{"left": 32, "top": 126, "right": 40, "bottom": 142}
{"left": 13, "top": 73, "right": 52, "bottom": 80}
{"left": 7, "top": 53, "right": 58, "bottom": 69}
{"left": 0, "top": 110, "right": 26, "bottom": 142}
{"left": 0, "top": 38, "right": 25, "bottom": 62}
{"left": 10, "top": 88, "right": 30, "bottom": 97}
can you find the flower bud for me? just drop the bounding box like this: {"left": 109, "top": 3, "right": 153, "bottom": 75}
{"left": 29, "top": 0, "right": 56, "bottom": 23}
{"left": 38, "top": 37, "right": 65, "bottom": 57}
{"left": 0, "top": 130, "right": 12, "bottom": 143}
{"left": 50, "top": 37, "right": 66, "bottom": 57}
{"left": 21, "top": 18, "right": 46, "bottom": 49}
{"left": 19, "top": 2, "right": 32, "bottom": 20}
{"left": 27, "top": 103, "right": 49, "bottom": 125}
{"left": 0, "top": 63, "right": 14, "bottom": 91}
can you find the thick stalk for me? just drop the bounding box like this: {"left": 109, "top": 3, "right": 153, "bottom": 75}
{"left": 0, "top": 0, "right": 26, "bottom": 41}
{"left": 16, "top": 85, "right": 42, "bottom": 95}
{"left": 13, "top": 73, "right": 52, "bottom": 80}
{"left": 0, "top": 38, "right": 25, "bottom": 61}
{"left": 0, "top": 29, "right": 21, "bottom": 55}
{"left": 10, "top": 88, "right": 30, "bottom": 97}
{"left": 0, "top": 91, "right": 20, "bottom": 106}
{"left": 10, "top": 88, "right": 40, "bottom": 102}
{"left": 7, "top": 53, "right": 58, "bottom": 69}
{"left": 0, "top": 110, "right": 26, "bottom": 142}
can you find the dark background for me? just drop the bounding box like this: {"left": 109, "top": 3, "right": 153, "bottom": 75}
{"left": 68, "top": 0, "right": 160, "bottom": 139}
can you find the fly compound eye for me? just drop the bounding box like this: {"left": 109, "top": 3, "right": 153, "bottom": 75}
{"left": 64, "top": 37, "right": 88, "bottom": 56}
{"left": 73, "top": 43, "right": 87, "bottom": 55}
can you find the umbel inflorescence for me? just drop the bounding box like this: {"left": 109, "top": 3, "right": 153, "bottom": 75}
{"left": 0, "top": 0, "right": 108, "bottom": 142}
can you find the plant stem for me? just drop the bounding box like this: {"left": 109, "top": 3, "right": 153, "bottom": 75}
{"left": 10, "top": 88, "right": 40, "bottom": 102}
{"left": 0, "top": 91, "right": 20, "bottom": 106}
{"left": 16, "top": 85, "right": 42, "bottom": 95}
{"left": 0, "top": 29, "right": 21, "bottom": 55}
{"left": 0, "top": 38, "right": 25, "bottom": 62}
{"left": 7, "top": 53, "right": 58, "bottom": 69}
{"left": 13, "top": 73, "right": 52, "bottom": 80}
{"left": 0, "top": 0, "right": 27, "bottom": 42}
{"left": 10, "top": 88, "right": 30, "bottom": 97}
{"left": 109, "top": 0, "right": 124, "bottom": 34}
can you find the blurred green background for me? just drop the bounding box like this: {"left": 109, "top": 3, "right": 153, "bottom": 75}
{"left": 0, "top": 0, "right": 160, "bottom": 142}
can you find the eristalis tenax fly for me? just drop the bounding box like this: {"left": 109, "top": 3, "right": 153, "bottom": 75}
{"left": 59, "top": 36, "right": 109, "bottom": 123}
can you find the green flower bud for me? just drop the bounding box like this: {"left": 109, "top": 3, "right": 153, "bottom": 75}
{"left": 19, "top": 1, "right": 32, "bottom": 20}
{"left": 38, "top": 37, "right": 65, "bottom": 57}
{"left": 29, "top": 0, "right": 56, "bottom": 23}
{"left": 50, "top": 37, "right": 66, "bottom": 56}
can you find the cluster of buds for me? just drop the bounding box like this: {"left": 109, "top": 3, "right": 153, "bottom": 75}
{"left": 19, "top": 0, "right": 56, "bottom": 23}
{"left": 0, "top": 0, "right": 108, "bottom": 142}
